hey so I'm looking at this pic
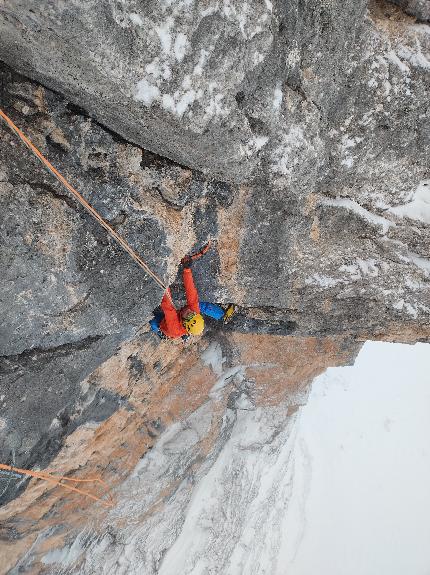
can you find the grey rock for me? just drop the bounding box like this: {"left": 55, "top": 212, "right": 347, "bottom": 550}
{"left": 0, "top": 0, "right": 429, "bottom": 510}
{"left": 389, "top": 0, "right": 430, "bottom": 22}
{"left": 0, "top": 333, "right": 124, "bottom": 505}
{"left": 0, "top": 0, "right": 367, "bottom": 182}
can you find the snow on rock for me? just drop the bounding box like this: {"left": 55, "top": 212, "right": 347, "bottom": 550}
{"left": 389, "top": 180, "right": 430, "bottom": 224}
{"left": 36, "top": 342, "right": 430, "bottom": 575}
{"left": 272, "top": 86, "right": 283, "bottom": 111}
{"left": 135, "top": 79, "right": 160, "bottom": 106}
{"left": 305, "top": 274, "right": 344, "bottom": 289}
{"left": 320, "top": 197, "right": 394, "bottom": 235}
{"left": 129, "top": 13, "right": 144, "bottom": 26}
{"left": 201, "top": 341, "right": 225, "bottom": 376}
{"left": 157, "top": 408, "right": 298, "bottom": 575}
{"left": 64, "top": 403, "right": 299, "bottom": 575}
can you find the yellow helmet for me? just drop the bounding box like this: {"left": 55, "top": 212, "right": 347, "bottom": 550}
{"left": 183, "top": 313, "right": 205, "bottom": 335}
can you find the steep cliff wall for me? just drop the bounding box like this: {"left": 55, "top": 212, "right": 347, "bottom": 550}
{"left": 0, "top": 0, "right": 429, "bottom": 571}
{"left": 0, "top": 330, "right": 360, "bottom": 574}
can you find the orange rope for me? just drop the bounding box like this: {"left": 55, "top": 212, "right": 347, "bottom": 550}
{"left": 0, "top": 463, "right": 114, "bottom": 508}
{"left": 0, "top": 108, "right": 169, "bottom": 294}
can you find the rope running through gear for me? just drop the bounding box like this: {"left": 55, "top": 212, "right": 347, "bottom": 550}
{"left": 0, "top": 463, "right": 114, "bottom": 508}
{"left": 0, "top": 108, "right": 169, "bottom": 294}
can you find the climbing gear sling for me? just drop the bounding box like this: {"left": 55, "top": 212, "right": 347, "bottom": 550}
{"left": 0, "top": 109, "right": 169, "bottom": 294}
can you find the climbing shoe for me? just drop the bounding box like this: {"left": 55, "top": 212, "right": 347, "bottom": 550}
{"left": 223, "top": 304, "right": 236, "bottom": 324}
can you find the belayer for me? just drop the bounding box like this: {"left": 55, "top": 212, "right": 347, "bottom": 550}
{"left": 149, "top": 253, "right": 235, "bottom": 340}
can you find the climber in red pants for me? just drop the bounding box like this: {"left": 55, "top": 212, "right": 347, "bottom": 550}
{"left": 149, "top": 256, "right": 234, "bottom": 339}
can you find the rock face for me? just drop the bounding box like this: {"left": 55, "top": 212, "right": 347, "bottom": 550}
{"left": 0, "top": 0, "right": 429, "bottom": 571}
{"left": 389, "top": 0, "right": 430, "bottom": 22}
{"left": 1, "top": 1, "right": 429, "bottom": 340}
{"left": 0, "top": 330, "right": 360, "bottom": 574}
{"left": 0, "top": 0, "right": 368, "bottom": 181}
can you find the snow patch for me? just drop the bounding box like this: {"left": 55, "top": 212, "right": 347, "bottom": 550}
{"left": 129, "top": 13, "right": 143, "bottom": 26}
{"left": 357, "top": 258, "right": 379, "bottom": 277}
{"left": 241, "top": 135, "right": 269, "bottom": 157}
{"left": 305, "top": 274, "right": 342, "bottom": 288}
{"left": 272, "top": 126, "right": 311, "bottom": 175}
{"left": 155, "top": 18, "right": 174, "bottom": 54}
{"left": 210, "top": 366, "right": 245, "bottom": 397}
{"left": 135, "top": 79, "right": 160, "bottom": 106}
{"left": 201, "top": 342, "right": 224, "bottom": 377}
{"left": 253, "top": 51, "right": 265, "bottom": 65}
{"left": 286, "top": 47, "right": 300, "bottom": 67}
{"left": 162, "top": 89, "right": 198, "bottom": 116}
{"left": 341, "top": 157, "right": 354, "bottom": 168}
{"left": 392, "top": 299, "right": 418, "bottom": 318}
{"left": 321, "top": 197, "right": 393, "bottom": 234}
{"left": 193, "top": 49, "right": 209, "bottom": 76}
{"left": 397, "top": 44, "right": 430, "bottom": 70}
{"left": 339, "top": 263, "right": 361, "bottom": 281}
{"left": 340, "top": 135, "right": 362, "bottom": 168}
{"left": 386, "top": 50, "right": 410, "bottom": 74}
{"left": 405, "top": 277, "right": 424, "bottom": 290}
{"left": 273, "top": 86, "right": 283, "bottom": 111}
{"left": 42, "top": 532, "right": 86, "bottom": 566}
{"left": 145, "top": 58, "right": 172, "bottom": 81}
{"left": 389, "top": 180, "right": 430, "bottom": 224}
{"left": 339, "top": 259, "right": 379, "bottom": 280}
{"left": 404, "top": 251, "right": 430, "bottom": 276}
{"left": 174, "top": 33, "right": 188, "bottom": 62}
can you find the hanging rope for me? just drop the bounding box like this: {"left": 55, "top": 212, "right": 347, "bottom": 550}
{"left": 0, "top": 463, "right": 114, "bottom": 508}
{"left": 0, "top": 108, "right": 169, "bottom": 294}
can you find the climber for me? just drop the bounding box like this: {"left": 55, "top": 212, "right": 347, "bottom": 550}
{"left": 149, "top": 255, "right": 235, "bottom": 340}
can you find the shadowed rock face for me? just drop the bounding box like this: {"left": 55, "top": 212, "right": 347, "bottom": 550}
{"left": 0, "top": 0, "right": 429, "bottom": 570}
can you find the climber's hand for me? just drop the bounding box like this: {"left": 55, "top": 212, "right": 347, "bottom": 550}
{"left": 181, "top": 255, "right": 193, "bottom": 269}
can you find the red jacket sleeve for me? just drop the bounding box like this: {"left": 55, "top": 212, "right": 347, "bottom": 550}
{"left": 183, "top": 268, "right": 200, "bottom": 314}
{"left": 160, "top": 291, "right": 184, "bottom": 337}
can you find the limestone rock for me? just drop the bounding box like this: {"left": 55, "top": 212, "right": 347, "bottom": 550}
{"left": 0, "top": 330, "right": 360, "bottom": 572}
{"left": 389, "top": 0, "right": 430, "bottom": 22}
{"left": 0, "top": 0, "right": 429, "bottom": 569}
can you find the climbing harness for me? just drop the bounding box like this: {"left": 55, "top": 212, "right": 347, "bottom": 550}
{"left": 0, "top": 109, "right": 169, "bottom": 294}
{"left": 0, "top": 463, "right": 114, "bottom": 508}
